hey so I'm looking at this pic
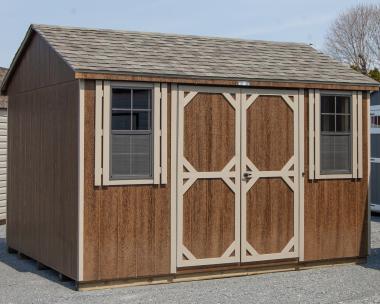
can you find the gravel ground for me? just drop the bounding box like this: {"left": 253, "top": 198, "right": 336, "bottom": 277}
{"left": 0, "top": 217, "right": 380, "bottom": 304}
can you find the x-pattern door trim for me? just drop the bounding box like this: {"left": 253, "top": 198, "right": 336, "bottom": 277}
{"left": 176, "top": 85, "right": 241, "bottom": 267}
{"left": 240, "top": 89, "right": 300, "bottom": 263}
{"left": 175, "top": 86, "right": 301, "bottom": 268}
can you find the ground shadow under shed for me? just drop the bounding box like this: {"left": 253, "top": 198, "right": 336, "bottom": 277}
{"left": 0, "top": 231, "right": 76, "bottom": 290}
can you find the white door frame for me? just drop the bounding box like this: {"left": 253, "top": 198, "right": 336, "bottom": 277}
{"left": 175, "top": 85, "right": 241, "bottom": 268}
{"left": 240, "top": 89, "right": 300, "bottom": 262}
{"left": 171, "top": 86, "right": 305, "bottom": 271}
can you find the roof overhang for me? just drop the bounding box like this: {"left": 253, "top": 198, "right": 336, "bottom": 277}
{"left": 75, "top": 70, "right": 380, "bottom": 92}
{"left": 2, "top": 24, "right": 379, "bottom": 94}
{"left": 1, "top": 25, "right": 36, "bottom": 95}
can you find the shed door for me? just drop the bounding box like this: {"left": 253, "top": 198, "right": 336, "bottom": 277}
{"left": 176, "top": 85, "right": 241, "bottom": 267}
{"left": 176, "top": 86, "right": 300, "bottom": 268}
{"left": 241, "top": 90, "right": 299, "bottom": 262}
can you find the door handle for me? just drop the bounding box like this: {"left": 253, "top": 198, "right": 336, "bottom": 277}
{"left": 243, "top": 172, "right": 252, "bottom": 180}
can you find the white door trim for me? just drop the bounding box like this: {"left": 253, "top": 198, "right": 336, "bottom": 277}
{"left": 176, "top": 85, "right": 241, "bottom": 268}
{"left": 172, "top": 87, "right": 304, "bottom": 270}
{"left": 240, "top": 89, "right": 300, "bottom": 263}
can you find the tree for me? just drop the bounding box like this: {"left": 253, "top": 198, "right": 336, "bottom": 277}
{"left": 369, "top": 68, "right": 380, "bottom": 82}
{"left": 325, "top": 4, "right": 380, "bottom": 75}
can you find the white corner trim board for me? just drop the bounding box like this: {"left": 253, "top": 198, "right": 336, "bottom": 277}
{"left": 78, "top": 79, "right": 85, "bottom": 281}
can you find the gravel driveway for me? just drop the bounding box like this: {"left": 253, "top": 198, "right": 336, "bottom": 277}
{"left": 1, "top": 217, "right": 380, "bottom": 304}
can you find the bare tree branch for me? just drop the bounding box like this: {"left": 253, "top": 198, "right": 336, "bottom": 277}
{"left": 325, "top": 4, "right": 380, "bottom": 74}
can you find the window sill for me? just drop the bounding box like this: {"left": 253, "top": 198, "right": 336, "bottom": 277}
{"left": 314, "top": 173, "right": 357, "bottom": 180}
{"left": 103, "top": 179, "right": 154, "bottom": 186}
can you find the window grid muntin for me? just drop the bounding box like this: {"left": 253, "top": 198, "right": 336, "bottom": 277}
{"left": 110, "top": 86, "right": 153, "bottom": 180}
{"left": 320, "top": 94, "right": 352, "bottom": 175}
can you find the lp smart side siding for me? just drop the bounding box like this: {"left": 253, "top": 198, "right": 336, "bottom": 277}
{"left": 83, "top": 80, "right": 171, "bottom": 281}
{"left": 6, "top": 32, "right": 79, "bottom": 279}
{"left": 304, "top": 90, "right": 369, "bottom": 261}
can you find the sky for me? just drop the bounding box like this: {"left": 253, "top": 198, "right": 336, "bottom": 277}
{"left": 0, "top": 0, "right": 379, "bottom": 68}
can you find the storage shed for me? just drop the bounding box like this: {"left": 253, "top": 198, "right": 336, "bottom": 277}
{"left": 1, "top": 24, "right": 379, "bottom": 290}
{"left": 370, "top": 91, "right": 380, "bottom": 211}
{"left": 0, "top": 67, "right": 7, "bottom": 225}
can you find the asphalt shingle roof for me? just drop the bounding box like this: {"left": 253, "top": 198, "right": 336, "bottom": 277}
{"left": 0, "top": 68, "right": 8, "bottom": 108}
{"left": 21, "top": 24, "right": 380, "bottom": 86}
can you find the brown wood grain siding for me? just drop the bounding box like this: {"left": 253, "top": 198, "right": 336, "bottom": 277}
{"left": 304, "top": 90, "right": 368, "bottom": 261}
{"left": 245, "top": 96, "right": 294, "bottom": 255}
{"left": 75, "top": 72, "right": 378, "bottom": 92}
{"left": 184, "top": 93, "right": 235, "bottom": 172}
{"left": 246, "top": 95, "right": 293, "bottom": 171}
{"left": 83, "top": 80, "right": 100, "bottom": 280}
{"left": 246, "top": 178, "right": 294, "bottom": 254}
{"left": 7, "top": 80, "right": 79, "bottom": 279}
{"left": 183, "top": 179, "right": 235, "bottom": 259}
{"left": 83, "top": 81, "right": 171, "bottom": 282}
{"left": 7, "top": 32, "right": 74, "bottom": 95}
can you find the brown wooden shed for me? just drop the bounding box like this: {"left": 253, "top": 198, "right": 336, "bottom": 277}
{"left": 1, "top": 24, "right": 379, "bottom": 290}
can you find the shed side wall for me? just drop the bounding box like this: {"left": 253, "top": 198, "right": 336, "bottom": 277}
{"left": 83, "top": 80, "right": 171, "bottom": 282}
{"left": 304, "top": 90, "right": 369, "bottom": 261}
{"left": 6, "top": 33, "right": 79, "bottom": 279}
{"left": 0, "top": 109, "right": 7, "bottom": 222}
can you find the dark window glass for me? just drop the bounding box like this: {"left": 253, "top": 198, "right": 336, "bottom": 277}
{"left": 112, "top": 88, "right": 131, "bottom": 109}
{"left": 110, "top": 87, "right": 153, "bottom": 179}
{"left": 320, "top": 95, "right": 352, "bottom": 174}
{"left": 321, "top": 95, "right": 335, "bottom": 113}
{"left": 336, "top": 115, "right": 350, "bottom": 132}
{"left": 321, "top": 114, "right": 335, "bottom": 132}
{"left": 132, "top": 111, "right": 150, "bottom": 130}
{"left": 133, "top": 90, "right": 150, "bottom": 109}
{"left": 336, "top": 96, "right": 351, "bottom": 114}
{"left": 112, "top": 112, "right": 132, "bottom": 130}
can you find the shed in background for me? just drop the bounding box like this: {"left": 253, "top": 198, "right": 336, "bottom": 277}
{"left": 0, "top": 67, "right": 7, "bottom": 225}
{"left": 371, "top": 91, "right": 380, "bottom": 212}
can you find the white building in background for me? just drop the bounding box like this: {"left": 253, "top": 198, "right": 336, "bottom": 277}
{"left": 371, "top": 91, "right": 380, "bottom": 213}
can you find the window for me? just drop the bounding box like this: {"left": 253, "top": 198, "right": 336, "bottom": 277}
{"left": 111, "top": 87, "right": 152, "bottom": 179}
{"left": 94, "top": 81, "right": 168, "bottom": 186}
{"left": 320, "top": 94, "right": 352, "bottom": 174}
{"left": 371, "top": 114, "right": 380, "bottom": 129}
{"left": 308, "top": 90, "right": 363, "bottom": 180}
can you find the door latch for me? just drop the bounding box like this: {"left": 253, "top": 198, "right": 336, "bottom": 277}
{"left": 243, "top": 172, "right": 253, "bottom": 180}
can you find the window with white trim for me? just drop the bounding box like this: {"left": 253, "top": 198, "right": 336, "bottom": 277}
{"left": 94, "top": 81, "right": 168, "bottom": 186}
{"left": 111, "top": 87, "right": 153, "bottom": 179}
{"left": 320, "top": 94, "right": 352, "bottom": 174}
{"left": 309, "top": 90, "right": 363, "bottom": 180}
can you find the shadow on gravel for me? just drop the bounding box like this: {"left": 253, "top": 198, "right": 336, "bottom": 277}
{"left": 365, "top": 247, "right": 380, "bottom": 268}
{"left": 0, "top": 236, "right": 76, "bottom": 290}
{"left": 360, "top": 215, "right": 380, "bottom": 271}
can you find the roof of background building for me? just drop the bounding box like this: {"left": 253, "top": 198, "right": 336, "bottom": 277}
{"left": 0, "top": 68, "right": 8, "bottom": 108}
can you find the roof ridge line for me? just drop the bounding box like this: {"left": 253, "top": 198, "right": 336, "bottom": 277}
{"left": 31, "top": 23, "right": 310, "bottom": 47}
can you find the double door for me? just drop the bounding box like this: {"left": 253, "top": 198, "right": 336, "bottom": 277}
{"left": 175, "top": 85, "right": 301, "bottom": 267}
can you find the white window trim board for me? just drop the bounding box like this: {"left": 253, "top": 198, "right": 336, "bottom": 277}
{"left": 160, "top": 83, "right": 168, "bottom": 184}
{"left": 153, "top": 83, "right": 161, "bottom": 184}
{"left": 96, "top": 81, "right": 167, "bottom": 186}
{"left": 310, "top": 89, "right": 362, "bottom": 180}
{"left": 94, "top": 80, "right": 103, "bottom": 186}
